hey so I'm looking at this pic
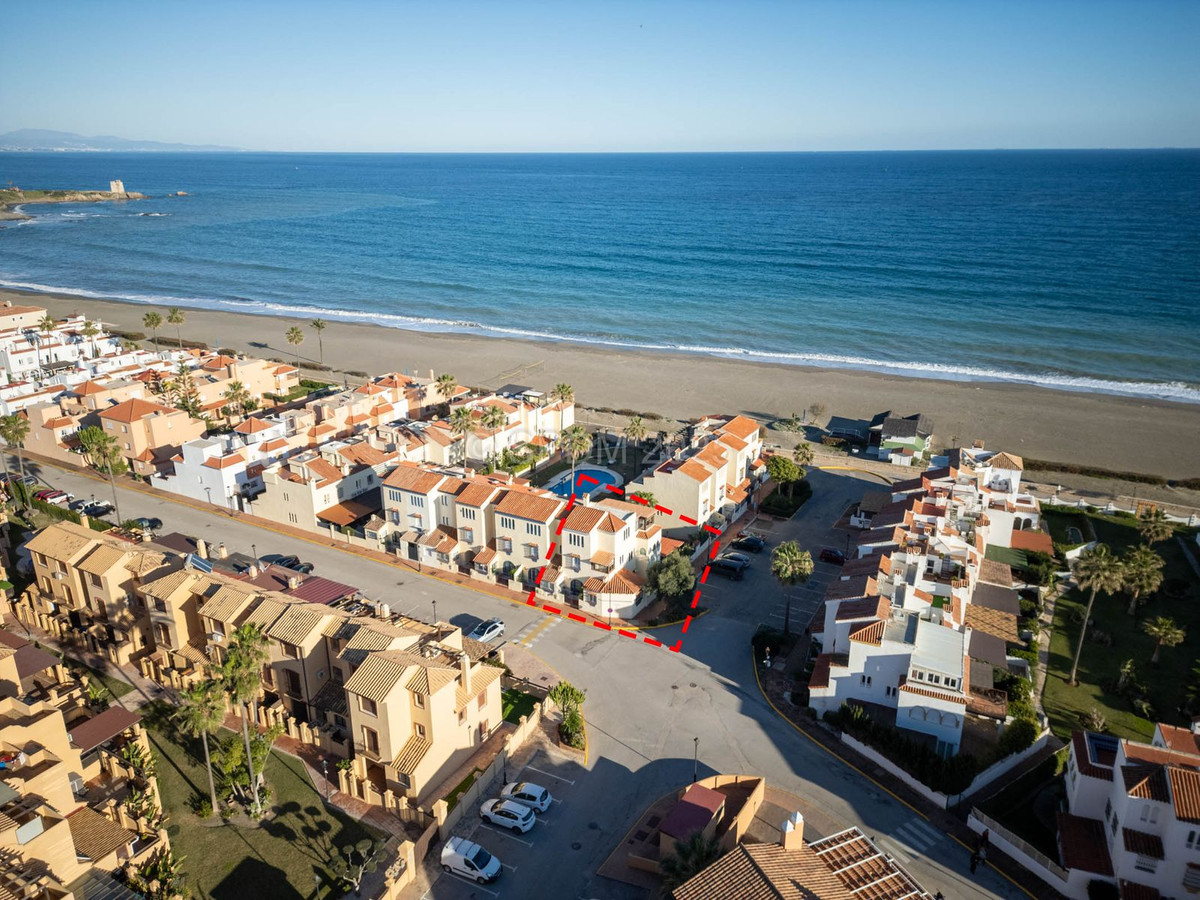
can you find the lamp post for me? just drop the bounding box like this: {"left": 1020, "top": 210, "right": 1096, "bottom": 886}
{"left": 322, "top": 758, "right": 330, "bottom": 802}
{"left": 432, "top": 600, "right": 438, "bottom": 628}
{"left": 692, "top": 736, "right": 699, "bottom": 783}
{"left": 204, "top": 486, "right": 212, "bottom": 506}
{"left": 251, "top": 543, "right": 257, "bottom": 562}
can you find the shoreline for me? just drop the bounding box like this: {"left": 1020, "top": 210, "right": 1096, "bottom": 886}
{"left": 6, "top": 286, "right": 1199, "bottom": 479}
{"left": 0, "top": 189, "right": 146, "bottom": 221}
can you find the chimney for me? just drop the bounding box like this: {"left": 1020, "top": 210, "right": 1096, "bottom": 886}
{"left": 216, "top": 542, "right": 228, "bottom": 560}
{"left": 79, "top": 514, "right": 90, "bottom": 529}
{"left": 429, "top": 368, "right": 435, "bottom": 383}
{"left": 780, "top": 812, "right": 804, "bottom": 851}
{"left": 196, "top": 539, "right": 208, "bottom": 559}
{"left": 1191, "top": 717, "right": 1200, "bottom": 736}
{"left": 248, "top": 564, "right": 259, "bottom": 578}
{"left": 460, "top": 652, "right": 471, "bottom": 687}
{"left": 287, "top": 575, "right": 301, "bottom": 590}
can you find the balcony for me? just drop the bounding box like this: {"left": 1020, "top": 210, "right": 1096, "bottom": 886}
{"left": 967, "top": 687, "right": 1009, "bottom": 720}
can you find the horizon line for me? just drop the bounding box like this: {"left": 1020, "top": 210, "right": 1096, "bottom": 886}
{"left": 3, "top": 145, "right": 1200, "bottom": 155}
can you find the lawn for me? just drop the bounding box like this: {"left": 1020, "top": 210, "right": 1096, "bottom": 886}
{"left": 444, "top": 768, "right": 482, "bottom": 813}
{"left": 67, "top": 657, "right": 134, "bottom": 700}
{"left": 1041, "top": 512, "right": 1199, "bottom": 742}
{"left": 142, "top": 703, "right": 381, "bottom": 900}
{"left": 501, "top": 688, "right": 538, "bottom": 724}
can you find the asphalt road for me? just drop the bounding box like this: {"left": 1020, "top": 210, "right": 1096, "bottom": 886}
{"left": 8, "top": 456, "right": 1027, "bottom": 900}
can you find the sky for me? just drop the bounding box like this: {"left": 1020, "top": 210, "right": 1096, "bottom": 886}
{"left": 3, "top": 0, "right": 1198, "bottom": 152}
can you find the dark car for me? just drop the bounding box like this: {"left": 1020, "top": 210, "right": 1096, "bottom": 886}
{"left": 710, "top": 554, "right": 750, "bottom": 580}
{"left": 819, "top": 548, "right": 846, "bottom": 565}
{"left": 262, "top": 553, "right": 315, "bottom": 574}
{"left": 68, "top": 498, "right": 90, "bottom": 512}
{"left": 730, "top": 534, "right": 766, "bottom": 553}
{"left": 84, "top": 501, "right": 114, "bottom": 518}
{"left": 128, "top": 516, "right": 163, "bottom": 533}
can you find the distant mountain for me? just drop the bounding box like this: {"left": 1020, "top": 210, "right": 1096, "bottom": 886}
{"left": 0, "top": 129, "right": 240, "bottom": 152}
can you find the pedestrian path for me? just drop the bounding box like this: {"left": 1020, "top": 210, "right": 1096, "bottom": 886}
{"left": 879, "top": 818, "right": 945, "bottom": 862}
{"left": 510, "top": 614, "right": 562, "bottom": 649}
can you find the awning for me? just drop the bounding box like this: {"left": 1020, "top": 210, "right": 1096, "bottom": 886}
{"left": 68, "top": 706, "right": 142, "bottom": 753}
{"left": 317, "top": 498, "right": 378, "bottom": 527}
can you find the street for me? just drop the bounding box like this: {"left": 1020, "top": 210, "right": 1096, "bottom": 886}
{"left": 8, "top": 455, "right": 1027, "bottom": 899}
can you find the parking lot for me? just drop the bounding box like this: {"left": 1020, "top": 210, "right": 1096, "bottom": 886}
{"left": 421, "top": 745, "right": 617, "bottom": 899}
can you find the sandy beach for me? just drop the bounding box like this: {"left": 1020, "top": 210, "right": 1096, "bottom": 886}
{"left": 8, "top": 288, "right": 1199, "bottom": 480}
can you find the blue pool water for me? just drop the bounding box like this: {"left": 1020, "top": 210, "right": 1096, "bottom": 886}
{"left": 548, "top": 468, "right": 622, "bottom": 497}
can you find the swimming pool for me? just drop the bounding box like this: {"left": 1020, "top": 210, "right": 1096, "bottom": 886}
{"left": 546, "top": 466, "right": 623, "bottom": 497}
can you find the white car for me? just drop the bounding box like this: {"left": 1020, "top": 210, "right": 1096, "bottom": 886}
{"left": 480, "top": 798, "right": 535, "bottom": 833}
{"left": 467, "top": 617, "right": 505, "bottom": 643}
{"left": 441, "top": 836, "right": 502, "bottom": 884}
{"left": 500, "top": 781, "right": 552, "bottom": 813}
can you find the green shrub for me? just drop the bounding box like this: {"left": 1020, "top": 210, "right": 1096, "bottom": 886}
{"left": 559, "top": 709, "right": 585, "bottom": 749}
{"left": 1023, "top": 458, "right": 1168, "bottom": 486}
{"left": 997, "top": 718, "right": 1039, "bottom": 757}
{"left": 191, "top": 795, "right": 213, "bottom": 818}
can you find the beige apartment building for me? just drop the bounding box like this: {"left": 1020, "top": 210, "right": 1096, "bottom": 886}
{"left": 97, "top": 397, "right": 206, "bottom": 476}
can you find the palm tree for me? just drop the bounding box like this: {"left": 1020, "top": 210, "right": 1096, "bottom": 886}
{"left": 481, "top": 405, "right": 507, "bottom": 467}
{"left": 1137, "top": 508, "right": 1173, "bottom": 546}
{"left": 223, "top": 624, "right": 270, "bottom": 809}
{"left": 37, "top": 314, "right": 55, "bottom": 373}
{"left": 166, "top": 307, "right": 185, "bottom": 349}
{"left": 129, "top": 845, "right": 186, "bottom": 900}
{"left": 1143, "top": 616, "right": 1186, "bottom": 664}
{"left": 449, "top": 405, "right": 474, "bottom": 462}
{"left": 81, "top": 320, "right": 100, "bottom": 357}
{"left": 78, "top": 426, "right": 126, "bottom": 523}
{"left": 771, "top": 541, "right": 814, "bottom": 635}
{"left": 792, "top": 442, "right": 815, "bottom": 468}
{"left": 435, "top": 372, "right": 457, "bottom": 407}
{"left": 175, "top": 680, "right": 226, "bottom": 812}
{"left": 171, "top": 361, "right": 201, "bottom": 417}
{"left": 142, "top": 311, "right": 163, "bottom": 352}
{"left": 285, "top": 326, "right": 304, "bottom": 365}
{"left": 551, "top": 383, "right": 574, "bottom": 436}
{"left": 0, "top": 413, "right": 31, "bottom": 507}
{"left": 1068, "top": 544, "right": 1125, "bottom": 685}
{"left": 624, "top": 415, "right": 648, "bottom": 448}
{"left": 631, "top": 490, "right": 657, "bottom": 508}
{"left": 309, "top": 318, "right": 327, "bottom": 364}
{"left": 560, "top": 424, "right": 592, "bottom": 493}
{"left": 222, "top": 380, "right": 252, "bottom": 423}
{"left": 659, "top": 832, "right": 725, "bottom": 895}
{"left": 1122, "top": 545, "right": 1166, "bottom": 616}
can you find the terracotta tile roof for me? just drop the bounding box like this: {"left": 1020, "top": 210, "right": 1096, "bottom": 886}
{"left": 1009, "top": 529, "right": 1054, "bottom": 554}
{"left": 1123, "top": 827, "right": 1165, "bottom": 859}
{"left": 660, "top": 783, "right": 726, "bottom": 841}
{"left": 589, "top": 550, "right": 615, "bottom": 568}
{"left": 965, "top": 605, "right": 1019, "bottom": 642}
{"left": 97, "top": 397, "right": 179, "bottom": 423}
{"left": 455, "top": 663, "right": 502, "bottom": 711}
{"left": 406, "top": 665, "right": 459, "bottom": 696}
{"left": 977, "top": 558, "right": 1014, "bottom": 587}
{"left": 234, "top": 416, "right": 274, "bottom": 434}
{"left": 675, "top": 458, "right": 716, "bottom": 482}
{"left": 203, "top": 452, "right": 245, "bottom": 470}
{"left": 848, "top": 620, "right": 885, "bottom": 646}
{"left": 473, "top": 541, "right": 498, "bottom": 566}
{"left": 661, "top": 537, "right": 685, "bottom": 556}
{"left": 68, "top": 706, "right": 141, "bottom": 753}
{"left": 716, "top": 415, "right": 761, "bottom": 441}
{"left": 561, "top": 506, "right": 607, "bottom": 533}
{"left": 495, "top": 488, "right": 563, "bottom": 522}
{"left": 67, "top": 807, "right": 136, "bottom": 861}
{"left": 457, "top": 482, "right": 501, "bottom": 507}
{"left": 266, "top": 605, "right": 328, "bottom": 645}
{"left": 834, "top": 595, "right": 889, "bottom": 622}
{"left": 302, "top": 457, "right": 344, "bottom": 487}
{"left": 809, "top": 654, "right": 834, "bottom": 689}
{"left": 1169, "top": 766, "right": 1200, "bottom": 823}
{"left": 694, "top": 442, "right": 729, "bottom": 470}
{"left": 1072, "top": 731, "right": 1116, "bottom": 779}
{"left": 25, "top": 522, "right": 96, "bottom": 561}
{"left": 1123, "top": 763, "right": 1171, "bottom": 802}
{"left": 241, "top": 597, "right": 295, "bottom": 631}
{"left": 716, "top": 431, "right": 748, "bottom": 452}
{"left": 383, "top": 463, "right": 446, "bottom": 494}
{"left": 316, "top": 498, "right": 378, "bottom": 527}
{"left": 1057, "top": 812, "right": 1113, "bottom": 875}
{"left": 826, "top": 575, "right": 877, "bottom": 601}
{"left": 200, "top": 584, "right": 259, "bottom": 624}
{"left": 898, "top": 680, "right": 967, "bottom": 705}
{"left": 343, "top": 652, "right": 408, "bottom": 702}
{"left": 76, "top": 543, "right": 130, "bottom": 577}
{"left": 392, "top": 733, "right": 432, "bottom": 773}
{"left": 987, "top": 451, "right": 1024, "bottom": 471}
{"left": 1155, "top": 723, "right": 1200, "bottom": 757}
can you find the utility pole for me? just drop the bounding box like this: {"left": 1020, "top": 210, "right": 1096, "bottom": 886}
{"left": 692, "top": 736, "right": 699, "bottom": 783}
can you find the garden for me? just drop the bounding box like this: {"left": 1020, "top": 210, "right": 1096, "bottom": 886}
{"left": 1041, "top": 507, "right": 1200, "bottom": 741}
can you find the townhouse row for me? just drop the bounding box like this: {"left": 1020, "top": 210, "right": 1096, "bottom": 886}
{"left": 809, "top": 446, "right": 1044, "bottom": 755}
{"left": 9, "top": 521, "right": 503, "bottom": 805}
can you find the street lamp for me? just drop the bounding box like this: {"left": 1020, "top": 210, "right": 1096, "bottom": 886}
{"left": 251, "top": 543, "right": 257, "bottom": 562}
{"left": 692, "top": 736, "right": 699, "bottom": 783}
{"left": 431, "top": 600, "right": 438, "bottom": 627}
{"left": 322, "top": 758, "right": 330, "bottom": 802}
{"left": 204, "top": 486, "right": 212, "bottom": 505}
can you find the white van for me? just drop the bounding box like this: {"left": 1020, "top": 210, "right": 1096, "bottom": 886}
{"left": 441, "top": 836, "right": 502, "bottom": 884}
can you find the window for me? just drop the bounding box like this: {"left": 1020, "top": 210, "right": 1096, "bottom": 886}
{"left": 1105, "top": 799, "right": 1112, "bottom": 821}
{"left": 359, "top": 696, "right": 377, "bottom": 716}
{"left": 929, "top": 674, "right": 941, "bottom": 685}
{"left": 362, "top": 726, "right": 379, "bottom": 754}
{"left": 388, "top": 489, "right": 402, "bottom": 502}
{"left": 415, "top": 723, "right": 426, "bottom": 739}
{"left": 568, "top": 533, "right": 585, "bottom": 548}
{"left": 89, "top": 573, "right": 102, "bottom": 587}
{"left": 885, "top": 685, "right": 896, "bottom": 697}
{"left": 1188, "top": 830, "right": 1199, "bottom": 850}
{"left": 412, "top": 496, "right": 424, "bottom": 508}
{"left": 413, "top": 692, "right": 425, "bottom": 709}
{"left": 526, "top": 522, "right": 542, "bottom": 536}
{"left": 1140, "top": 804, "right": 1160, "bottom": 825}
{"left": 285, "top": 669, "right": 302, "bottom": 697}
{"left": 478, "top": 692, "right": 486, "bottom": 710}
{"left": 1134, "top": 855, "right": 1157, "bottom": 874}
{"left": 461, "top": 507, "right": 476, "bottom": 521}
{"left": 945, "top": 678, "right": 957, "bottom": 689}
{"left": 526, "top": 544, "right": 539, "bottom": 560}
{"left": 499, "top": 515, "right": 515, "bottom": 530}
{"left": 462, "top": 528, "right": 474, "bottom": 544}
{"left": 281, "top": 641, "right": 299, "bottom": 659}
{"left": 860, "top": 675, "right": 872, "bottom": 686}
{"left": 499, "top": 537, "right": 513, "bottom": 553}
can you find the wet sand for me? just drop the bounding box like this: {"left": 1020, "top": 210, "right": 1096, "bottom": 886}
{"left": 8, "top": 288, "right": 1199, "bottom": 479}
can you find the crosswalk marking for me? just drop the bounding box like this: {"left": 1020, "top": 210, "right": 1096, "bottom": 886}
{"left": 889, "top": 819, "right": 943, "bottom": 856}
{"left": 514, "top": 615, "right": 562, "bottom": 647}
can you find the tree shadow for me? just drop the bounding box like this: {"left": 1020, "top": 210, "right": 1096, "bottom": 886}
{"left": 211, "top": 858, "right": 304, "bottom": 900}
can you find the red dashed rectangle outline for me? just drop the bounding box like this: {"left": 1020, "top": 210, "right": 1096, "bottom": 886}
{"left": 521, "top": 473, "right": 722, "bottom": 654}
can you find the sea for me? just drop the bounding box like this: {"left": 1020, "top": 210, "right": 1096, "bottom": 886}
{"left": 1, "top": 150, "right": 1197, "bottom": 402}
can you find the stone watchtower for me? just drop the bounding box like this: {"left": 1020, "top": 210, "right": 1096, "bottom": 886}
{"left": 109, "top": 179, "right": 125, "bottom": 196}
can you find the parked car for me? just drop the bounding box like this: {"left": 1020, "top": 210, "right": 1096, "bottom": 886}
{"left": 68, "top": 498, "right": 90, "bottom": 512}
{"left": 467, "top": 617, "right": 505, "bottom": 643}
{"left": 441, "top": 837, "right": 502, "bottom": 884}
{"left": 730, "top": 534, "right": 766, "bottom": 553}
{"left": 500, "top": 781, "right": 553, "bottom": 813}
{"left": 710, "top": 555, "right": 749, "bottom": 580}
{"left": 128, "top": 516, "right": 163, "bottom": 533}
{"left": 84, "top": 502, "right": 114, "bottom": 518}
{"left": 480, "top": 798, "right": 536, "bottom": 833}
{"left": 33, "top": 489, "right": 55, "bottom": 501}
{"left": 261, "top": 553, "right": 315, "bottom": 574}
{"left": 40, "top": 491, "right": 70, "bottom": 507}
{"left": 819, "top": 548, "right": 847, "bottom": 565}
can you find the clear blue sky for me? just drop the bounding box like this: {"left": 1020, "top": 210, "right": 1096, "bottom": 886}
{"left": 3, "top": 0, "right": 1198, "bottom": 152}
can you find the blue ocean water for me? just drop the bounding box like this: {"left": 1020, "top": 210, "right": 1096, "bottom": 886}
{"left": 1, "top": 150, "right": 1197, "bottom": 402}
